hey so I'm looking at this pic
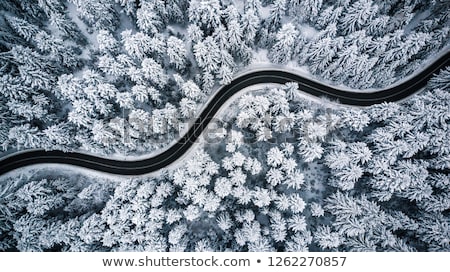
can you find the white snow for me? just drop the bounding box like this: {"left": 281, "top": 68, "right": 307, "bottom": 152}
{"left": 298, "top": 24, "right": 320, "bottom": 40}
{"left": 259, "top": 5, "right": 271, "bottom": 19}
{"left": 251, "top": 48, "right": 270, "bottom": 63}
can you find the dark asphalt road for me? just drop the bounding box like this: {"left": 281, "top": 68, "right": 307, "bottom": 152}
{"left": 1, "top": 51, "right": 449, "bottom": 176}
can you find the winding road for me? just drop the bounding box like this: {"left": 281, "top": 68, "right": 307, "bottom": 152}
{"left": 1, "top": 51, "right": 449, "bottom": 176}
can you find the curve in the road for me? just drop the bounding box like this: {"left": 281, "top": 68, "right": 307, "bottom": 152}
{"left": 1, "top": 51, "right": 449, "bottom": 176}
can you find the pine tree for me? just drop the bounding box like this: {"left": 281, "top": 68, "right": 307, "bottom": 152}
{"left": 187, "top": 24, "right": 203, "bottom": 44}
{"left": 7, "top": 98, "right": 47, "bottom": 122}
{"left": 269, "top": 23, "right": 298, "bottom": 64}
{"left": 181, "top": 80, "right": 202, "bottom": 100}
{"left": 166, "top": 36, "right": 187, "bottom": 70}
{"left": 267, "top": 0, "right": 286, "bottom": 32}
{"left": 314, "top": 225, "right": 343, "bottom": 249}
{"left": 227, "top": 19, "right": 243, "bottom": 51}
{"left": 344, "top": 235, "right": 377, "bottom": 252}
{"left": 266, "top": 168, "right": 284, "bottom": 186}
{"left": 98, "top": 55, "right": 127, "bottom": 77}
{"left": 241, "top": 8, "right": 260, "bottom": 45}
{"left": 288, "top": 214, "right": 307, "bottom": 232}
{"left": 193, "top": 36, "right": 221, "bottom": 74}
{"left": 36, "top": 0, "right": 65, "bottom": 16}
{"left": 218, "top": 48, "right": 235, "bottom": 70}
{"left": 324, "top": 191, "right": 362, "bottom": 219}
{"left": 69, "top": 0, "right": 119, "bottom": 31}
{"left": 367, "top": 15, "right": 390, "bottom": 37}
{"left": 42, "top": 123, "right": 72, "bottom": 147}
{"left": 340, "top": 109, "right": 370, "bottom": 132}
{"left": 307, "top": 37, "right": 343, "bottom": 74}
{"left": 136, "top": 1, "right": 163, "bottom": 35}
{"left": 34, "top": 31, "right": 79, "bottom": 68}
{"left": 339, "top": 0, "right": 379, "bottom": 34}
{"left": 212, "top": 24, "right": 229, "bottom": 50}
{"left": 333, "top": 164, "right": 364, "bottom": 190}
{"left": 91, "top": 120, "right": 116, "bottom": 147}
{"left": 141, "top": 57, "right": 167, "bottom": 88}
{"left": 270, "top": 211, "right": 287, "bottom": 242}
{"left": 289, "top": 194, "right": 306, "bottom": 213}
{"left": 166, "top": 0, "right": 187, "bottom": 23}
{"left": 168, "top": 223, "right": 187, "bottom": 245}
{"left": 388, "top": 4, "right": 414, "bottom": 32}
{"left": 188, "top": 0, "right": 222, "bottom": 33}
{"left": 310, "top": 202, "right": 325, "bottom": 217}
{"left": 49, "top": 11, "right": 84, "bottom": 42}
{"left": 114, "top": 0, "right": 138, "bottom": 15}
{"left": 121, "top": 30, "right": 153, "bottom": 60}
{"left": 179, "top": 98, "right": 197, "bottom": 118}
{"left": 5, "top": 15, "right": 40, "bottom": 42}
{"left": 223, "top": 5, "right": 239, "bottom": 23}
{"left": 298, "top": 139, "right": 324, "bottom": 162}
{"left": 115, "top": 92, "right": 134, "bottom": 109}
{"left": 10, "top": 45, "right": 54, "bottom": 90}
{"left": 245, "top": 0, "right": 262, "bottom": 16}
{"left": 284, "top": 169, "right": 305, "bottom": 190}
{"left": 317, "top": 22, "right": 338, "bottom": 39}
{"left": 218, "top": 64, "right": 233, "bottom": 85}
{"left": 214, "top": 178, "right": 233, "bottom": 198}
{"left": 252, "top": 187, "right": 272, "bottom": 207}
{"left": 97, "top": 30, "right": 119, "bottom": 53}
{"left": 316, "top": 6, "right": 343, "bottom": 29}
{"left": 297, "top": 0, "right": 323, "bottom": 23}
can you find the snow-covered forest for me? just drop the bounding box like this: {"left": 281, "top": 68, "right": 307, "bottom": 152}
{"left": 0, "top": 0, "right": 449, "bottom": 252}
{"left": 1, "top": 0, "right": 449, "bottom": 156}
{"left": 1, "top": 69, "right": 449, "bottom": 251}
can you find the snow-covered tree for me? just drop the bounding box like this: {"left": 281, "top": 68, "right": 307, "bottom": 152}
{"left": 269, "top": 23, "right": 299, "bottom": 64}
{"left": 193, "top": 36, "right": 221, "bottom": 74}
{"left": 241, "top": 8, "right": 260, "bottom": 44}
{"left": 266, "top": 147, "right": 283, "bottom": 167}
{"left": 316, "top": 6, "right": 343, "bottom": 29}
{"left": 10, "top": 45, "right": 55, "bottom": 90}
{"left": 121, "top": 30, "right": 153, "bottom": 60}
{"left": 307, "top": 37, "right": 343, "bottom": 74}
{"left": 8, "top": 124, "right": 42, "bottom": 149}
{"left": 252, "top": 187, "right": 272, "bottom": 207}
{"left": 227, "top": 19, "right": 243, "bottom": 51}
{"left": 188, "top": 0, "right": 222, "bottom": 33}
{"left": 140, "top": 58, "right": 167, "bottom": 87}
{"left": 97, "top": 30, "right": 119, "bottom": 53}
{"left": 166, "top": 36, "right": 187, "bottom": 70}
{"left": 69, "top": 0, "right": 119, "bottom": 31}
{"left": 136, "top": 1, "right": 163, "bottom": 35}
{"left": 314, "top": 225, "right": 343, "bottom": 249}
{"left": 179, "top": 98, "right": 197, "bottom": 118}
{"left": 187, "top": 24, "right": 203, "bottom": 44}
{"left": 339, "top": 0, "right": 379, "bottom": 34}
{"left": 266, "top": 168, "right": 284, "bottom": 186}
{"left": 267, "top": 0, "right": 286, "bottom": 32}
{"left": 290, "top": 194, "right": 306, "bottom": 213}
{"left": 298, "top": 139, "right": 324, "bottom": 162}
{"left": 297, "top": 0, "right": 323, "bottom": 23}
{"left": 5, "top": 15, "right": 39, "bottom": 42}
